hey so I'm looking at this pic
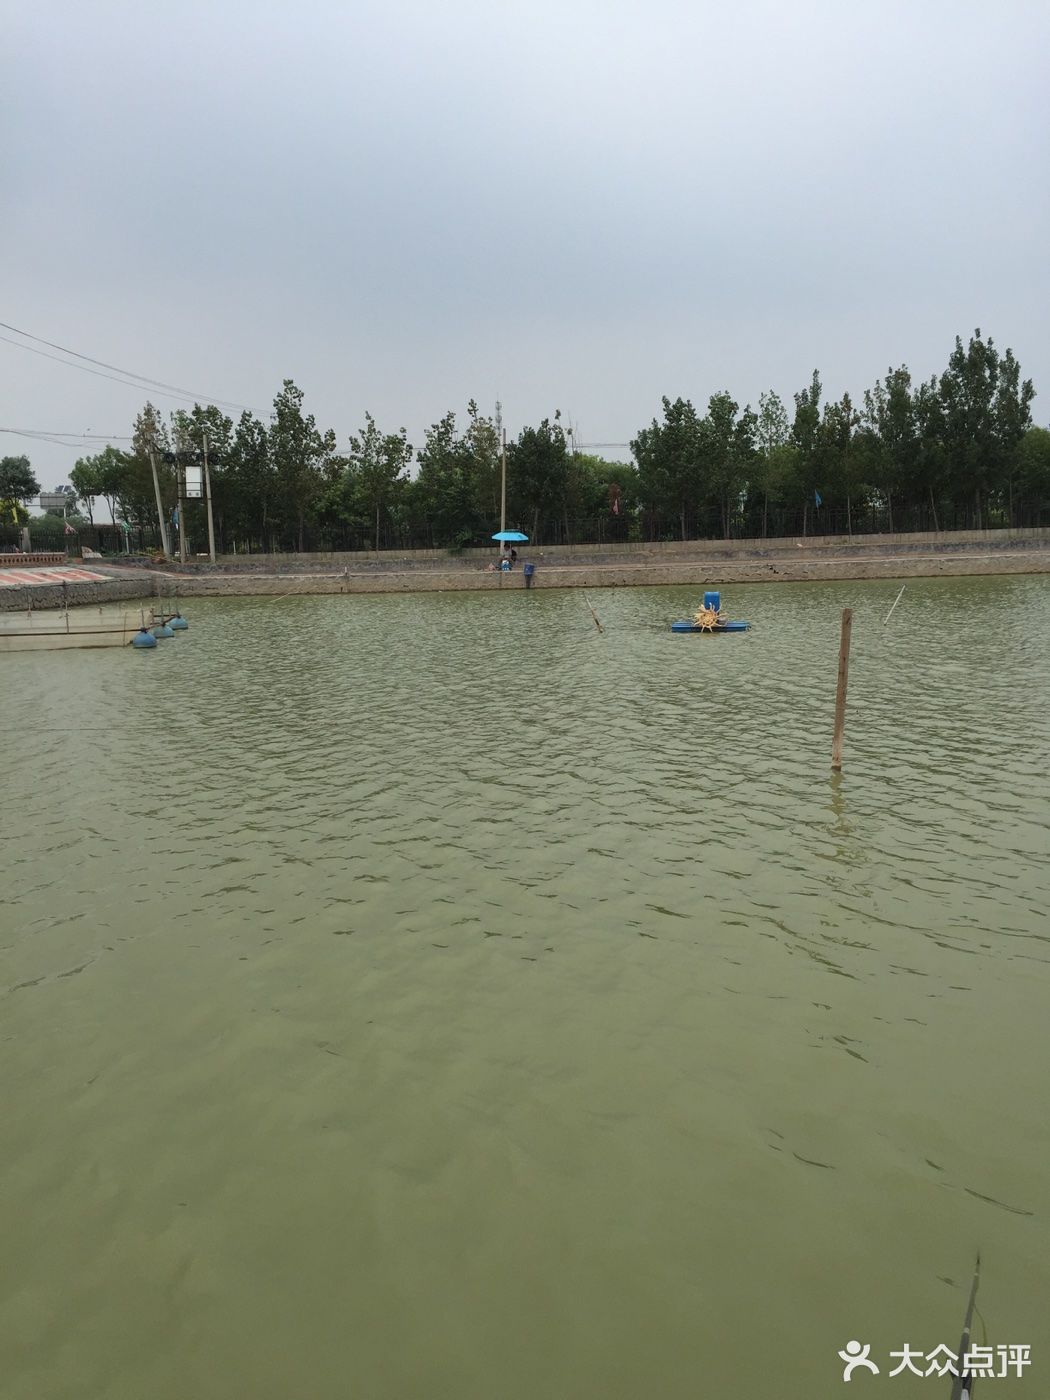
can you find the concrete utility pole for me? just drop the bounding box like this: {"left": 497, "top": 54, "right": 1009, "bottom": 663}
{"left": 177, "top": 463, "right": 187, "bottom": 563}
{"left": 148, "top": 448, "right": 172, "bottom": 559}
{"left": 202, "top": 431, "right": 217, "bottom": 564}
{"left": 500, "top": 429, "right": 507, "bottom": 540}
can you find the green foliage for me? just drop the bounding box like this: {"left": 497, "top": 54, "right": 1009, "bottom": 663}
{"left": 340, "top": 413, "right": 413, "bottom": 551}
{"left": 0, "top": 456, "right": 40, "bottom": 523}
{"left": 29, "top": 511, "right": 88, "bottom": 537}
{"left": 790, "top": 371, "right": 823, "bottom": 520}
{"left": 70, "top": 445, "right": 130, "bottom": 525}
{"left": 700, "top": 391, "right": 756, "bottom": 539}
{"left": 64, "top": 330, "right": 1042, "bottom": 555}
{"left": 632, "top": 397, "right": 703, "bottom": 539}
{"left": 632, "top": 394, "right": 756, "bottom": 539}
{"left": 567, "top": 454, "right": 639, "bottom": 517}
{"left": 751, "top": 392, "right": 794, "bottom": 535}
{"left": 223, "top": 412, "right": 274, "bottom": 543}
{"left": 938, "top": 329, "right": 1034, "bottom": 524}
{"left": 416, "top": 409, "right": 483, "bottom": 547}
{"left": 1016, "top": 426, "right": 1050, "bottom": 501}
{"left": 757, "top": 391, "right": 789, "bottom": 457}
{"left": 507, "top": 414, "right": 569, "bottom": 539}
{"left": 269, "top": 380, "right": 338, "bottom": 550}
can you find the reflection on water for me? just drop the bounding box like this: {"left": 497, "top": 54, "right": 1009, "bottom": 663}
{"left": 2, "top": 575, "right": 1049, "bottom": 1398}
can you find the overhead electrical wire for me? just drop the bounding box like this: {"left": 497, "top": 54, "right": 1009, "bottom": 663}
{"left": 0, "top": 320, "right": 253, "bottom": 413}
{"left": 0, "top": 332, "right": 215, "bottom": 404}
{"left": 0, "top": 427, "right": 133, "bottom": 448}
{"left": 1, "top": 429, "right": 133, "bottom": 439}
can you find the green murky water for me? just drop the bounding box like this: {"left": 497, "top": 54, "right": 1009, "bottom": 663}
{"left": 2, "top": 576, "right": 1048, "bottom": 1398}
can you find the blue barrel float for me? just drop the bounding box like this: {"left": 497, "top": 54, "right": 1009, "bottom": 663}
{"left": 671, "top": 590, "right": 750, "bottom": 633}
{"left": 132, "top": 628, "right": 157, "bottom": 649}
{"left": 169, "top": 613, "right": 189, "bottom": 630}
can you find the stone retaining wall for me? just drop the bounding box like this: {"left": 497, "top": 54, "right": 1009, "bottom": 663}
{"left": 6, "top": 544, "right": 1049, "bottom": 609}
{"left": 158, "top": 549, "right": 1050, "bottom": 598}
{"left": 149, "top": 526, "right": 1050, "bottom": 576}
{"left": 0, "top": 577, "right": 156, "bottom": 613}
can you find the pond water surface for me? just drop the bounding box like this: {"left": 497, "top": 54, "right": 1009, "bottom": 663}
{"left": 2, "top": 576, "right": 1048, "bottom": 1398}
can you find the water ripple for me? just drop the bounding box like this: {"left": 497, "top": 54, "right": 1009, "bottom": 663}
{"left": 2, "top": 576, "right": 1049, "bottom": 1398}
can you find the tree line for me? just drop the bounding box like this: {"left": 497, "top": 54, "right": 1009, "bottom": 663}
{"left": 5, "top": 328, "right": 1048, "bottom": 554}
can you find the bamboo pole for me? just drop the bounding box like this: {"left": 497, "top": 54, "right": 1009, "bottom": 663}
{"left": 883, "top": 584, "right": 905, "bottom": 625}
{"left": 586, "top": 600, "right": 604, "bottom": 633}
{"left": 831, "top": 607, "right": 852, "bottom": 771}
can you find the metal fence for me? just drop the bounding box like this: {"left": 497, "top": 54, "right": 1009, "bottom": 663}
{"left": 6, "top": 500, "right": 1048, "bottom": 559}
{"left": 0, "top": 523, "right": 161, "bottom": 555}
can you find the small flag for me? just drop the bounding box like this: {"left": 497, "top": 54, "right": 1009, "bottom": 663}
{"left": 814, "top": 490, "right": 823, "bottom": 507}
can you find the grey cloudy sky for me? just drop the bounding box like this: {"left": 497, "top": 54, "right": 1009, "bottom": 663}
{"left": 4, "top": 0, "right": 1048, "bottom": 491}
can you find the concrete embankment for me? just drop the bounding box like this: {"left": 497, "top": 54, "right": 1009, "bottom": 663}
{"left": 3, "top": 529, "right": 1049, "bottom": 609}
{"left": 154, "top": 547, "right": 1050, "bottom": 599}
{"left": 0, "top": 575, "right": 157, "bottom": 613}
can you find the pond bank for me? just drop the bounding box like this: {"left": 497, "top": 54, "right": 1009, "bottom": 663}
{"left": 4, "top": 531, "right": 1049, "bottom": 609}
{"left": 153, "top": 545, "right": 1050, "bottom": 598}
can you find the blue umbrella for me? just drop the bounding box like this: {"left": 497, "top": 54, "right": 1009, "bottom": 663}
{"left": 492, "top": 530, "right": 528, "bottom": 542}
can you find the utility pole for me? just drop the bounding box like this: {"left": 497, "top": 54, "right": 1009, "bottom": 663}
{"left": 177, "top": 460, "right": 187, "bottom": 563}
{"left": 148, "top": 448, "right": 172, "bottom": 559}
{"left": 500, "top": 429, "right": 507, "bottom": 541}
{"left": 202, "top": 431, "right": 217, "bottom": 564}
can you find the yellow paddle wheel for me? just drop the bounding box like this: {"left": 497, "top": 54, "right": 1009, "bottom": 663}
{"left": 691, "top": 603, "right": 725, "bottom": 631}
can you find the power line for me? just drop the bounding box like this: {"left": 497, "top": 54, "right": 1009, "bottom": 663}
{"left": 0, "top": 332, "right": 229, "bottom": 408}
{"left": 0, "top": 320, "right": 253, "bottom": 413}
{"left": 1, "top": 429, "right": 132, "bottom": 438}
{"left": 1, "top": 427, "right": 133, "bottom": 449}
{"left": 0, "top": 319, "right": 253, "bottom": 411}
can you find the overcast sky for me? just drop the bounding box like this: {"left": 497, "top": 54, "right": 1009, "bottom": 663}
{"left": 4, "top": 0, "right": 1048, "bottom": 495}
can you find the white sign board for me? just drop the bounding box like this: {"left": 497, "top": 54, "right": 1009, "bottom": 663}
{"left": 184, "top": 465, "right": 203, "bottom": 499}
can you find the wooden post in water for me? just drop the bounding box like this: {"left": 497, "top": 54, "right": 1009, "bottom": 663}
{"left": 831, "top": 607, "right": 852, "bottom": 771}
